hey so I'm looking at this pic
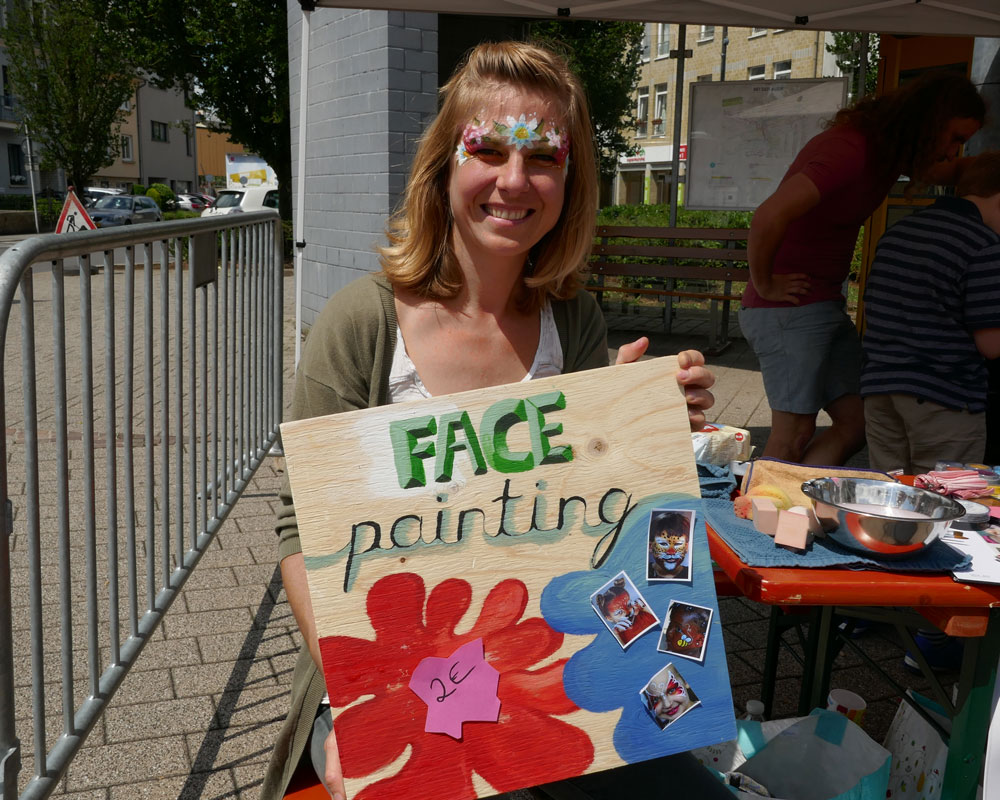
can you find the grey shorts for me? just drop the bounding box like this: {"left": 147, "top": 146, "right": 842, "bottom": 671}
{"left": 739, "top": 301, "right": 861, "bottom": 415}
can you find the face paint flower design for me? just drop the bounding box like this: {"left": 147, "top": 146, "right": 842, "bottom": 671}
{"left": 503, "top": 114, "right": 542, "bottom": 149}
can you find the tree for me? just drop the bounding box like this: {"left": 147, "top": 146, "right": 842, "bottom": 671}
{"left": 826, "top": 33, "right": 880, "bottom": 103}
{"left": 117, "top": 0, "right": 291, "bottom": 218}
{"left": 528, "top": 20, "right": 644, "bottom": 181}
{"left": 4, "top": 0, "right": 136, "bottom": 191}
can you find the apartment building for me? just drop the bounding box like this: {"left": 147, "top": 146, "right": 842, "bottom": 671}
{"left": 616, "top": 23, "right": 842, "bottom": 205}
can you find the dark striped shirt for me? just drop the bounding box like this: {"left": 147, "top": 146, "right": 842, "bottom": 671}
{"left": 861, "top": 196, "right": 1000, "bottom": 412}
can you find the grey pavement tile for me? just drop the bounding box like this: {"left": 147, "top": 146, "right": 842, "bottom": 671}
{"left": 103, "top": 696, "right": 216, "bottom": 744}
{"left": 178, "top": 564, "right": 239, "bottom": 592}
{"left": 196, "top": 547, "right": 260, "bottom": 569}
{"left": 61, "top": 737, "right": 191, "bottom": 793}
{"left": 182, "top": 584, "right": 270, "bottom": 614}
{"left": 197, "top": 629, "right": 299, "bottom": 665}
{"left": 130, "top": 638, "right": 204, "bottom": 672}
{"left": 171, "top": 659, "right": 278, "bottom": 700}
{"left": 161, "top": 607, "right": 256, "bottom": 639}
{"left": 725, "top": 652, "right": 764, "bottom": 688}
{"left": 228, "top": 528, "right": 283, "bottom": 551}
{"left": 211, "top": 685, "right": 291, "bottom": 732}
{"left": 230, "top": 564, "right": 282, "bottom": 588}
{"left": 108, "top": 769, "right": 237, "bottom": 800}
{"left": 717, "top": 597, "right": 768, "bottom": 624}
{"left": 231, "top": 764, "right": 267, "bottom": 800}
{"left": 56, "top": 789, "right": 108, "bottom": 800}
{"left": 225, "top": 500, "right": 278, "bottom": 522}
{"left": 107, "top": 668, "right": 176, "bottom": 705}
{"left": 185, "top": 718, "right": 285, "bottom": 772}
{"left": 234, "top": 514, "right": 281, "bottom": 534}
{"left": 248, "top": 545, "right": 279, "bottom": 565}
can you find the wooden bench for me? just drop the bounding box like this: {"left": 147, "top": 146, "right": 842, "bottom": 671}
{"left": 588, "top": 225, "right": 750, "bottom": 354}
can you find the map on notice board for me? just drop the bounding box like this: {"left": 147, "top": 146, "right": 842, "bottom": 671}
{"left": 281, "top": 357, "right": 736, "bottom": 800}
{"left": 686, "top": 77, "right": 848, "bottom": 211}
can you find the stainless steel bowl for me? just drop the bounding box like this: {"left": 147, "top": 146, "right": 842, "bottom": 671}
{"left": 800, "top": 477, "right": 965, "bottom": 559}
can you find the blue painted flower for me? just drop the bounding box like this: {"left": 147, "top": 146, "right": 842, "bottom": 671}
{"left": 540, "top": 492, "right": 736, "bottom": 763}
{"left": 503, "top": 114, "right": 542, "bottom": 149}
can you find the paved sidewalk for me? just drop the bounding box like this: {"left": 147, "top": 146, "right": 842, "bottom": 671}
{"left": 7, "top": 283, "right": 943, "bottom": 799}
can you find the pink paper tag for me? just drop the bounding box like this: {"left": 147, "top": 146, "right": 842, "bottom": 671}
{"left": 409, "top": 638, "right": 501, "bottom": 739}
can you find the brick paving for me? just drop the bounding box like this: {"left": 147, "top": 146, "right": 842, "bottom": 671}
{"left": 4, "top": 280, "right": 949, "bottom": 799}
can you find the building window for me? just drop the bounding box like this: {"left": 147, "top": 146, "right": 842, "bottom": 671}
{"left": 698, "top": 25, "right": 714, "bottom": 41}
{"left": 1, "top": 66, "right": 10, "bottom": 107}
{"left": 656, "top": 23, "right": 670, "bottom": 57}
{"left": 151, "top": 120, "right": 169, "bottom": 142}
{"left": 748, "top": 65, "right": 766, "bottom": 80}
{"left": 7, "top": 143, "right": 25, "bottom": 185}
{"left": 773, "top": 60, "right": 792, "bottom": 80}
{"left": 698, "top": 74, "right": 713, "bottom": 82}
{"left": 120, "top": 99, "right": 131, "bottom": 112}
{"left": 636, "top": 88, "right": 649, "bottom": 137}
{"left": 640, "top": 24, "right": 651, "bottom": 61}
{"left": 749, "top": 27, "right": 768, "bottom": 37}
{"left": 653, "top": 85, "right": 668, "bottom": 137}
{"left": 185, "top": 130, "right": 192, "bottom": 156}
{"left": 121, "top": 135, "right": 133, "bottom": 162}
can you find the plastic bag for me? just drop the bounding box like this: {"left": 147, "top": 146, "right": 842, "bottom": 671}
{"left": 882, "top": 692, "right": 950, "bottom": 799}
{"left": 736, "top": 709, "right": 890, "bottom": 800}
{"left": 691, "top": 423, "right": 752, "bottom": 465}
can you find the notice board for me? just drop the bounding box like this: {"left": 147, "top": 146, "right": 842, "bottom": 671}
{"left": 686, "top": 77, "right": 848, "bottom": 211}
{"left": 281, "top": 357, "right": 736, "bottom": 799}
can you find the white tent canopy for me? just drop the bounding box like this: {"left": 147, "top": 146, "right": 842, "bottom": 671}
{"left": 310, "top": 0, "right": 1000, "bottom": 38}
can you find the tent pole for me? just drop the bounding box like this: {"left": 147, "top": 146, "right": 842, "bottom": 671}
{"left": 294, "top": 3, "right": 313, "bottom": 367}
{"left": 668, "top": 24, "right": 687, "bottom": 227}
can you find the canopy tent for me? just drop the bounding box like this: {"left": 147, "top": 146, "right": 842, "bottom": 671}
{"left": 290, "top": 2, "right": 999, "bottom": 363}
{"left": 308, "top": 0, "right": 1000, "bottom": 38}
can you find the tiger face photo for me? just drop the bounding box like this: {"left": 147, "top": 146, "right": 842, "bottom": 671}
{"left": 647, "top": 509, "right": 694, "bottom": 582}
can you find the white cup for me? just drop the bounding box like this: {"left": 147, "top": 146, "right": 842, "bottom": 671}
{"left": 827, "top": 688, "right": 866, "bottom": 725}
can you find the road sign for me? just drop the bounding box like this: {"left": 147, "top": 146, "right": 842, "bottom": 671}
{"left": 55, "top": 191, "right": 96, "bottom": 234}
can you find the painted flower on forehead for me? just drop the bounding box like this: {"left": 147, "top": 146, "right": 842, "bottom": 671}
{"left": 455, "top": 142, "right": 472, "bottom": 166}
{"left": 462, "top": 120, "right": 492, "bottom": 145}
{"left": 546, "top": 127, "right": 571, "bottom": 167}
{"left": 503, "top": 114, "right": 542, "bottom": 149}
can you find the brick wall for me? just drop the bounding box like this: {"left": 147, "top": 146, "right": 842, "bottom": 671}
{"left": 286, "top": 4, "right": 438, "bottom": 328}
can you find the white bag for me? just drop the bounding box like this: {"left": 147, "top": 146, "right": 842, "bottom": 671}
{"left": 882, "top": 692, "right": 950, "bottom": 800}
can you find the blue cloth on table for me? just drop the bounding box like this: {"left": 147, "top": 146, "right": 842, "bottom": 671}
{"left": 697, "top": 462, "right": 737, "bottom": 500}
{"left": 702, "top": 497, "right": 971, "bottom": 572}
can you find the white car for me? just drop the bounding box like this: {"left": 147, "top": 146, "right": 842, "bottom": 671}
{"left": 200, "top": 186, "right": 279, "bottom": 216}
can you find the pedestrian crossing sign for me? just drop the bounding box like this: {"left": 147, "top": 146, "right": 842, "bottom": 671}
{"left": 55, "top": 191, "right": 96, "bottom": 234}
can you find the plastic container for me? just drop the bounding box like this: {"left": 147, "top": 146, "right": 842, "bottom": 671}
{"left": 742, "top": 699, "right": 766, "bottom": 721}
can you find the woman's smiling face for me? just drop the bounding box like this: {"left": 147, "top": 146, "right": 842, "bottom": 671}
{"left": 447, "top": 87, "right": 569, "bottom": 269}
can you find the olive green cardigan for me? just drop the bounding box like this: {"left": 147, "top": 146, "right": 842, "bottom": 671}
{"left": 261, "top": 272, "right": 610, "bottom": 800}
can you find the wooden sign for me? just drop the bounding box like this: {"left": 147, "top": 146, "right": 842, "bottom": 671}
{"left": 281, "top": 357, "right": 736, "bottom": 799}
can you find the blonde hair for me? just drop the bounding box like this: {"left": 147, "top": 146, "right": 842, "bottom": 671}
{"left": 378, "top": 40, "right": 598, "bottom": 312}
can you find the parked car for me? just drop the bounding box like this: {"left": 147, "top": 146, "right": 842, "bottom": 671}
{"left": 81, "top": 186, "right": 125, "bottom": 208}
{"left": 201, "top": 186, "right": 279, "bottom": 217}
{"left": 88, "top": 195, "right": 163, "bottom": 227}
{"left": 176, "top": 193, "right": 211, "bottom": 213}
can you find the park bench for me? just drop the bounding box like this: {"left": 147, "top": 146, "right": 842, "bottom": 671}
{"left": 587, "top": 225, "right": 750, "bottom": 354}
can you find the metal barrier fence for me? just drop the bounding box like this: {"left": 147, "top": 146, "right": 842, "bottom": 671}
{"left": 0, "top": 211, "right": 284, "bottom": 799}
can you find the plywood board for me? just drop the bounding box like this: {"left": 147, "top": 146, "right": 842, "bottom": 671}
{"left": 281, "top": 356, "right": 736, "bottom": 799}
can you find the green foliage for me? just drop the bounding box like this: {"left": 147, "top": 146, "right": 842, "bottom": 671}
{"left": 5, "top": 1, "right": 136, "bottom": 191}
{"left": 528, "top": 20, "right": 644, "bottom": 181}
{"left": 826, "top": 33, "right": 880, "bottom": 101}
{"left": 596, "top": 203, "right": 752, "bottom": 229}
{"left": 163, "top": 210, "right": 199, "bottom": 221}
{"left": 0, "top": 194, "right": 62, "bottom": 225}
{"left": 116, "top": 0, "right": 290, "bottom": 219}
{"left": 146, "top": 183, "right": 176, "bottom": 210}
{"left": 131, "top": 184, "right": 147, "bottom": 195}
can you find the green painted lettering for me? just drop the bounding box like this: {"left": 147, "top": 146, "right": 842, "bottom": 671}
{"left": 526, "top": 391, "right": 572, "bottom": 465}
{"left": 389, "top": 415, "right": 437, "bottom": 489}
{"left": 434, "top": 410, "right": 488, "bottom": 482}
{"left": 480, "top": 398, "right": 533, "bottom": 473}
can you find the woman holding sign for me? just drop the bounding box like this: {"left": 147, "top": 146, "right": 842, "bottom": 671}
{"left": 740, "top": 71, "right": 985, "bottom": 466}
{"left": 263, "top": 41, "right": 720, "bottom": 800}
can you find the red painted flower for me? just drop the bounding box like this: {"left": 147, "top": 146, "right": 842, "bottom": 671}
{"left": 319, "top": 572, "right": 594, "bottom": 800}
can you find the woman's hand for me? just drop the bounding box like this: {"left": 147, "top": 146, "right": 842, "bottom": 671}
{"left": 614, "top": 336, "right": 650, "bottom": 365}
{"left": 676, "top": 350, "right": 715, "bottom": 431}
{"left": 324, "top": 727, "right": 347, "bottom": 800}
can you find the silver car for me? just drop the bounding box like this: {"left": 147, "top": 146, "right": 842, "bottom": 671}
{"left": 88, "top": 195, "right": 164, "bottom": 227}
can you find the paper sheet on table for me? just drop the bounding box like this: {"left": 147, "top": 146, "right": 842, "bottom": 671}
{"left": 942, "top": 524, "right": 1000, "bottom": 584}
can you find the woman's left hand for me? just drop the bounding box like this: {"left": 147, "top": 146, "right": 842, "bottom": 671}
{"left": 614, "top": 340, "right": 715, "bottom": 431}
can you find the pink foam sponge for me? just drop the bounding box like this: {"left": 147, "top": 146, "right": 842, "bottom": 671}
{"left": 787, "top": 505, "right": 824, "bottom": 537}
{"left": 752, "top": 497, "right": 779, "bottom": 536}
{"left": 774, "top": 509, "right": 810, "bottom": 552}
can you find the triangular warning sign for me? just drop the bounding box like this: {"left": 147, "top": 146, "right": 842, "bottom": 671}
{"left": 55, "top": 190, "right": 97, "bottom": 234}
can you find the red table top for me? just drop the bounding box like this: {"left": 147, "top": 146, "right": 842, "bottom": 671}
{"left": 707, "top": 525, "right": 1000, "bottom": 637}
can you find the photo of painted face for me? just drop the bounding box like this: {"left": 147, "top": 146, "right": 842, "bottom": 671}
{"left": 591, "top": 571, "right": 659, "bottom": 650}
{"left": 658, "top": 600, "right": 712, "bottom": 663}
{"left": 640, "top": 663, "right": 701, "bottom": 730}
{"left": 647, "top": 509, "right": 694, "bottom": 582}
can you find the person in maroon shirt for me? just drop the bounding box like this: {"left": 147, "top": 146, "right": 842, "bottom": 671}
{"left": 740, "top": 72, "right": 985, "bottom": 465}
